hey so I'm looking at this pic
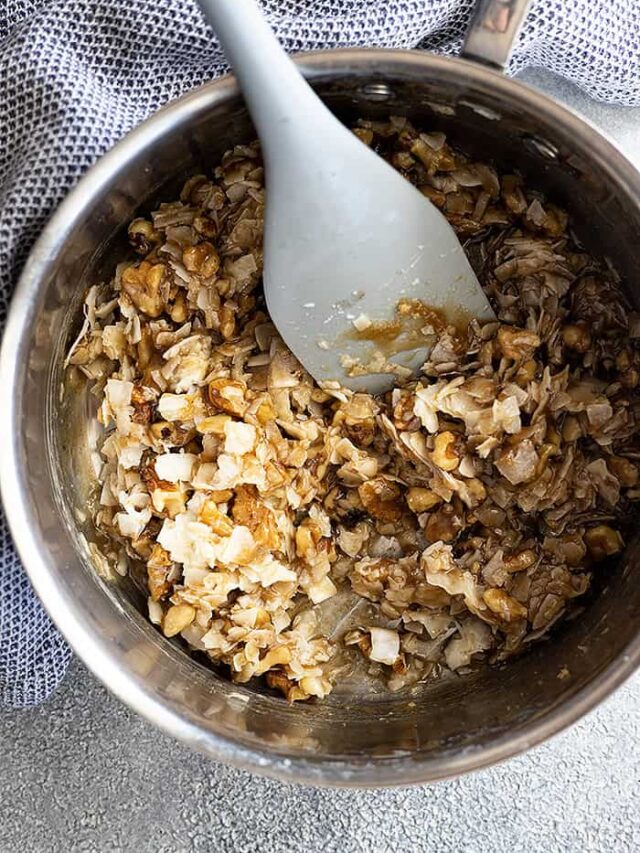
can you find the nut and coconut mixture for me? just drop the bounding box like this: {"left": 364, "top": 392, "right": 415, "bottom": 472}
{"left": 67, "top": 117, "right": 640, "bottom": 702}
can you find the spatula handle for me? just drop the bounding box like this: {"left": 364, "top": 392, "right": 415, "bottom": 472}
{"left": 197, "top": 0, "right": 323, "bottom": 157}
{"left": 462, "top": 0, "right": 532, "bottom": 70}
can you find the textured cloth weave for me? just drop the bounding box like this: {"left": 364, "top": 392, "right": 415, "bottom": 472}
{"left": 1, "top": 0, "right": 639, "bottom": 709}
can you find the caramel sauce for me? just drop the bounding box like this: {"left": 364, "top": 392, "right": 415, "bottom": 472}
{"left": 344, "top": 298, "right": 471, "bottom": 360}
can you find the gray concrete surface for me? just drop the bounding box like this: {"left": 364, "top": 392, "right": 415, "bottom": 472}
{"left": 2, "top": 68, "right": 640, "bottom": 853}
{"left": 2, "top": 658, "right": 639, "bottom": 853}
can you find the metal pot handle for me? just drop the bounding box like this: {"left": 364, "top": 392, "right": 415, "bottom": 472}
{"left": 462, "top": 0, "right": 533, "bottom": 70}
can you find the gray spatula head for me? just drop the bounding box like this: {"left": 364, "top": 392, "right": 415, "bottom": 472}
{"left": 198, "top": 0, "right": 495, "bottom": 394}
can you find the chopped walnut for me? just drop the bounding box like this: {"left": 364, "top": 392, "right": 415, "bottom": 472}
{"left": 232, "top": 485, "right": 280, "bottom": 550}
{"left": 430, "top": 431, "right": 460, "bottom": 472}
{"left": 406, "top": 487, "right": 442, "bottom": 514}
{"left": 483, "top": 588, "right": 528, "bottom": 622}
{"left": 503, "top": 549, "right": 536, "bottom": 574}
{"left": 358, "top": 478, "right": 404, "bottom": 523}
{"left": 496, "top": 325, "right": 541, "bottom": 361}
{"left": 147, "top": 543, "right": 172, "bottom": 601}
{"left": 128, "top": 218, "right": 160, "bottom": 255}
{"left": 163, "top": 603, "right": 196, "bottom": 637}
{"left": 207, "top": 377, "right": 248, "bottom": 416}
{"left": 585, "top": 525, "right": 624, "bottom": 561}
{"left": 608, "top": 456, "right": 638, "bottom": 488}
{"left": 183, "top": 241, "right": 221, "bottom": 277}
{"left": 562, "top": 323, "right": 591, "bottom": 353}
{"left": 121, "top": 261, "right": 166, "bottom": 318}
{"left": 426, "top": 503, "right": 465, "bottom": 543}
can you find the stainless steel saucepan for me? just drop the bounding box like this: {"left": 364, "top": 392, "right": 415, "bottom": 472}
{"left": 2, "top": 0, "right": 640, "bottom": 786}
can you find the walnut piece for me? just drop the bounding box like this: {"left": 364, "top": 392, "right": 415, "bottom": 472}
{"left": 121, "top": 261, "right": 166, "bottom": 317}
{"left": 496, "top": 325, "right": 540, "bottom": 361}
